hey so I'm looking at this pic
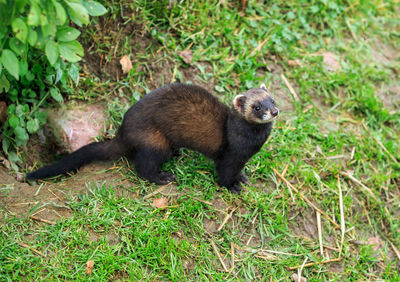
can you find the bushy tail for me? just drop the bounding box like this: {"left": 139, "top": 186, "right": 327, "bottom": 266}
{"left": 26, "top": 139, "right": 124, "bottom": 180}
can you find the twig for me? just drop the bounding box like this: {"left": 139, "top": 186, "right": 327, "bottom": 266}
{"left": 17, "top": 242, "right": 46, "bottom": 257}
{"left": 186, "top": 195, "right": 213, "bottom": 206}
{"left": 313, "top": 170, "right": 329, "bottom": 189}
{"left": 362, "top": 122, "right": 399, "bottom": 165}
{"left": 350, "top": 147, "right": 356, "bottom": 160}
{"left": 52, "top": 209, "right": 62, "bottom": 218}
{"left": 326, "top": 155, "right": 345, "bottom": 160}
{"left": 48, "top": 188, "right": 63, "bottom": 201}
{"left": 281, "top": 74, "right": 299, "bottom": 101}
{"left": 345, "top": 18, "right": 358, "bottom": 42}
{"left": 338, "top": 175, "right": 345, "bottom": 258}
{"left": 388, "top": 239, "right": 400, "bottom": 261}
{"left": 249, "top": 34, "right": 272, "bottom": 57}
{"left": 30, "top": 215, "right": 56, "bottom": 225}
{"left": 324, "top": 245, "right": 339, "bottom": 252}
{"left": 143, "top": 187, "right": 165, "bottom": 200}
{"left": 233, "top": 243, "right": 304, "bottom": 257}
{"left": 246, "top": 235, "right": 254, "bottom": 246}
{"left": 34, "top": 183, "right": 44, "bottom": 196}
{"left": 278, "top": 161, "right": 290, "bottom": 184}
{"left": 340, "top": 171, "right": 378, "bottom": 202}
{"left": 31, "top": 208, "right": 46, "bottom": 217}
{"left": 288, "top": 257, "right": 341, "bottom": 270}
{"left": 230, "top": 242, "right": 235, "bottom": 273}
{"left": 316, "top": 211, "right": 324, "bottom": 258}
{"left": 10, "top": 201, "right": 39, "bottom": 206}
{"left": 298, "top": 257, "right": 308, "bottom": 282}
{"left": 383, "top": 168, "right": 392, "bottom": 192}
{"left": 210, "top": 240, "right": 229, "bottom": 272}
{"left": 217, "top": 207, "right": 236, "bottom": 231}
{"left": 273, "top": 168, "right": 340, "bottom": 229}
{"left": 123, "top": 207, "right": 132, "bottom": 214}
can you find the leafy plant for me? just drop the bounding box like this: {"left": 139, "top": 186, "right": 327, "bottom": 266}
{"left": 0, "top": 0, "right": 107, "bottom": 169}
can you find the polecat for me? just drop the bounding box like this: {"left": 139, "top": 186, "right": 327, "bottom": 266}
{"left": 27, "top": 83, "right": 279, "bottom": 193}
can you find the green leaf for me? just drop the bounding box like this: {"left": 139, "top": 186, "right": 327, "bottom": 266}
{"left": 35, "top": 111, "right": 47, "bottom": 126}
{"left": 56, "top": 27, "right": 81, "bottom": 42}
{"left": 64, "top": 40, "right": 84, "bottom": 56}
{"left": 83, "top": 1, "right": 107, "bottom": 16}
{"left": 27, "top": 118, "right": 40, "bottom": 133}
{"left": 28, "top": 89, "right": 36, "bottom": 98}
{"left": 15, "top": 104, "right": 25, "bottom": 117}
{"left": 45, "top": 40, "right": 59, "bottom": 65}
{"left": 1, "top": 49, "right": 19, "bottom": 80}
{"left": 68, "top": 63, "right": 79, "bottom": 84}
{"left": 22, "top": 88, "right": 36, "bottom": 98}
{"left": 8, "top": 89, "right": 18, "bottom": 102}
{"left": 8, "top": 151, "right": 21, "bottom": 165}
{"left": 19, "top": 60, "right": 28, "bottom": 77}
{"left": 28, "top": 4, "right": 40, "bottom": 26}
{"left": 59, "top": 47, "right": 80, "bottom": 62}
{"left": 12, "top": 18, "right": 28, "bottom": 43}
{"left": 54, "top": 2, "right": 67, "bottom": 25}
{"left": 9, "top": 38, "right": 27, "bottom": 57}
{"left": 55, "top": 66, "right": 63, "bottom": 84}
{"left": 0, "top": 74, "right": 10, "bottom": 92}
{"left": 25, "top": 71, "right": 35, "bottom": 82}
{"left": 67, "top": 2, "right": 89, "bottom": 26}
{"left": 34, "top": 30, "right": 46, "bottom": 50}
{"left": 9, "top": 115, "right": 19, "bottom": 128}
{"left": 6, "top": 104, "right": 15, "bottom": 116}
{"left": 50, "top": 87, "right": 63, "bottom": 103}
{"left": 14, "top": 126, "right": 29, "bottom": 145}
{"left": 41, "top": 23, "right": 56, "bottom": 38}
{"left": 59, "top": 41, "right": 83, "bottom": 62}
{"left": 2, "top": 138, "right": 10, "bottom": 155}
{"left": 27, "top": 29, "right": 38, "bottom": 47}
{"left": 40, "top": 13, "right": 48, "bottom": 26}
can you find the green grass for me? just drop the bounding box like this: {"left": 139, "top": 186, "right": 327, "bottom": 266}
{"left": 1, "top": 0, "right": 400, "bottom": 280}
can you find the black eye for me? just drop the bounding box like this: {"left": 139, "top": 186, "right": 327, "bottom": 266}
{"left": 272, "top": 100, "right": 276, "bottom": 106}
{"left": 254, "top": 106, "right": 261, "bottom": 111}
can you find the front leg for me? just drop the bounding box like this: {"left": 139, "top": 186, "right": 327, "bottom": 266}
{"left": 238, "top": 172, "right": 249, "bottom": 184}
{"left": 215, "top": 151, "right": 249, "bottom": 194}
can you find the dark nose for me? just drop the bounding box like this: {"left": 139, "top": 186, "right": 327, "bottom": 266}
{"left": 271, "top": 108, "right": 279, "bottom": 117}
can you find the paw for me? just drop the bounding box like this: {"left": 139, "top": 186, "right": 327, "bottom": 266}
{"left": 228, "top": 183, "right": 242, "bottom": 194}
{"left": 156, "top": 171, "right": 176, "bottom": 185}
{"left": 238, "top": 173, "right": 249, "bottom": 184}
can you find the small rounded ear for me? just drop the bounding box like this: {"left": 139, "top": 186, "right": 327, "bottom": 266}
{"left": 233, "top": 94, "right": 246, "bottom": 113}
{"left": 260, "top": 83, "right": 267, "bottom": 90}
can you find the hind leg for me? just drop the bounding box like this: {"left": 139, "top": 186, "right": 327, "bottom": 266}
{"left": 134, "top": 148, "right": 175, "bottom": 185}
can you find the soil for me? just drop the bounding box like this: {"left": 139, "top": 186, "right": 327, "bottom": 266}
{"left": 0, "top": 164, "right": 126, "bottom": 222}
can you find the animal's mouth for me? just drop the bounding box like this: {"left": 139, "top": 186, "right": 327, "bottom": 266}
{"left": 261, "top": 108, "right": 279, "bottom": 122}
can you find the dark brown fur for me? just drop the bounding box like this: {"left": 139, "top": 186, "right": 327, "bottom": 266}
{"left": 119, "top": 84, "right": 227, "bottom": 158}
{"left": 27, "top": 83, "right": 279, "bottom": 193}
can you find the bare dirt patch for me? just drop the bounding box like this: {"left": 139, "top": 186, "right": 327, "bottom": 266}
{"left": 377, "top": 82, "right": 400, "bottom": 113}
{"left": 0, "top": 164, "right": 127, "bottom": 222}
{"left": 265, "top": 60, "right": 296, "bottom": 114}
{"left": 370, "top": 40, "right": 399, "bottom": 66}
{"left": 82, "top": 5, "right": 156, "bottom": 81}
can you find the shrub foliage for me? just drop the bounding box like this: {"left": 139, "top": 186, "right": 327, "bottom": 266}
{"left": 0, "top": 0, "right": 106, "bottom": 169}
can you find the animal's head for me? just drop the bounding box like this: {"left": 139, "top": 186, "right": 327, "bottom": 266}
{"left": 233, "top": 84, "right": 279, "bottom": 123}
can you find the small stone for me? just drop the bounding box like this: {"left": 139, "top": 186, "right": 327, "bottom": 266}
{"left": 44, "top": 103, "right": 106, "bottom": 153}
